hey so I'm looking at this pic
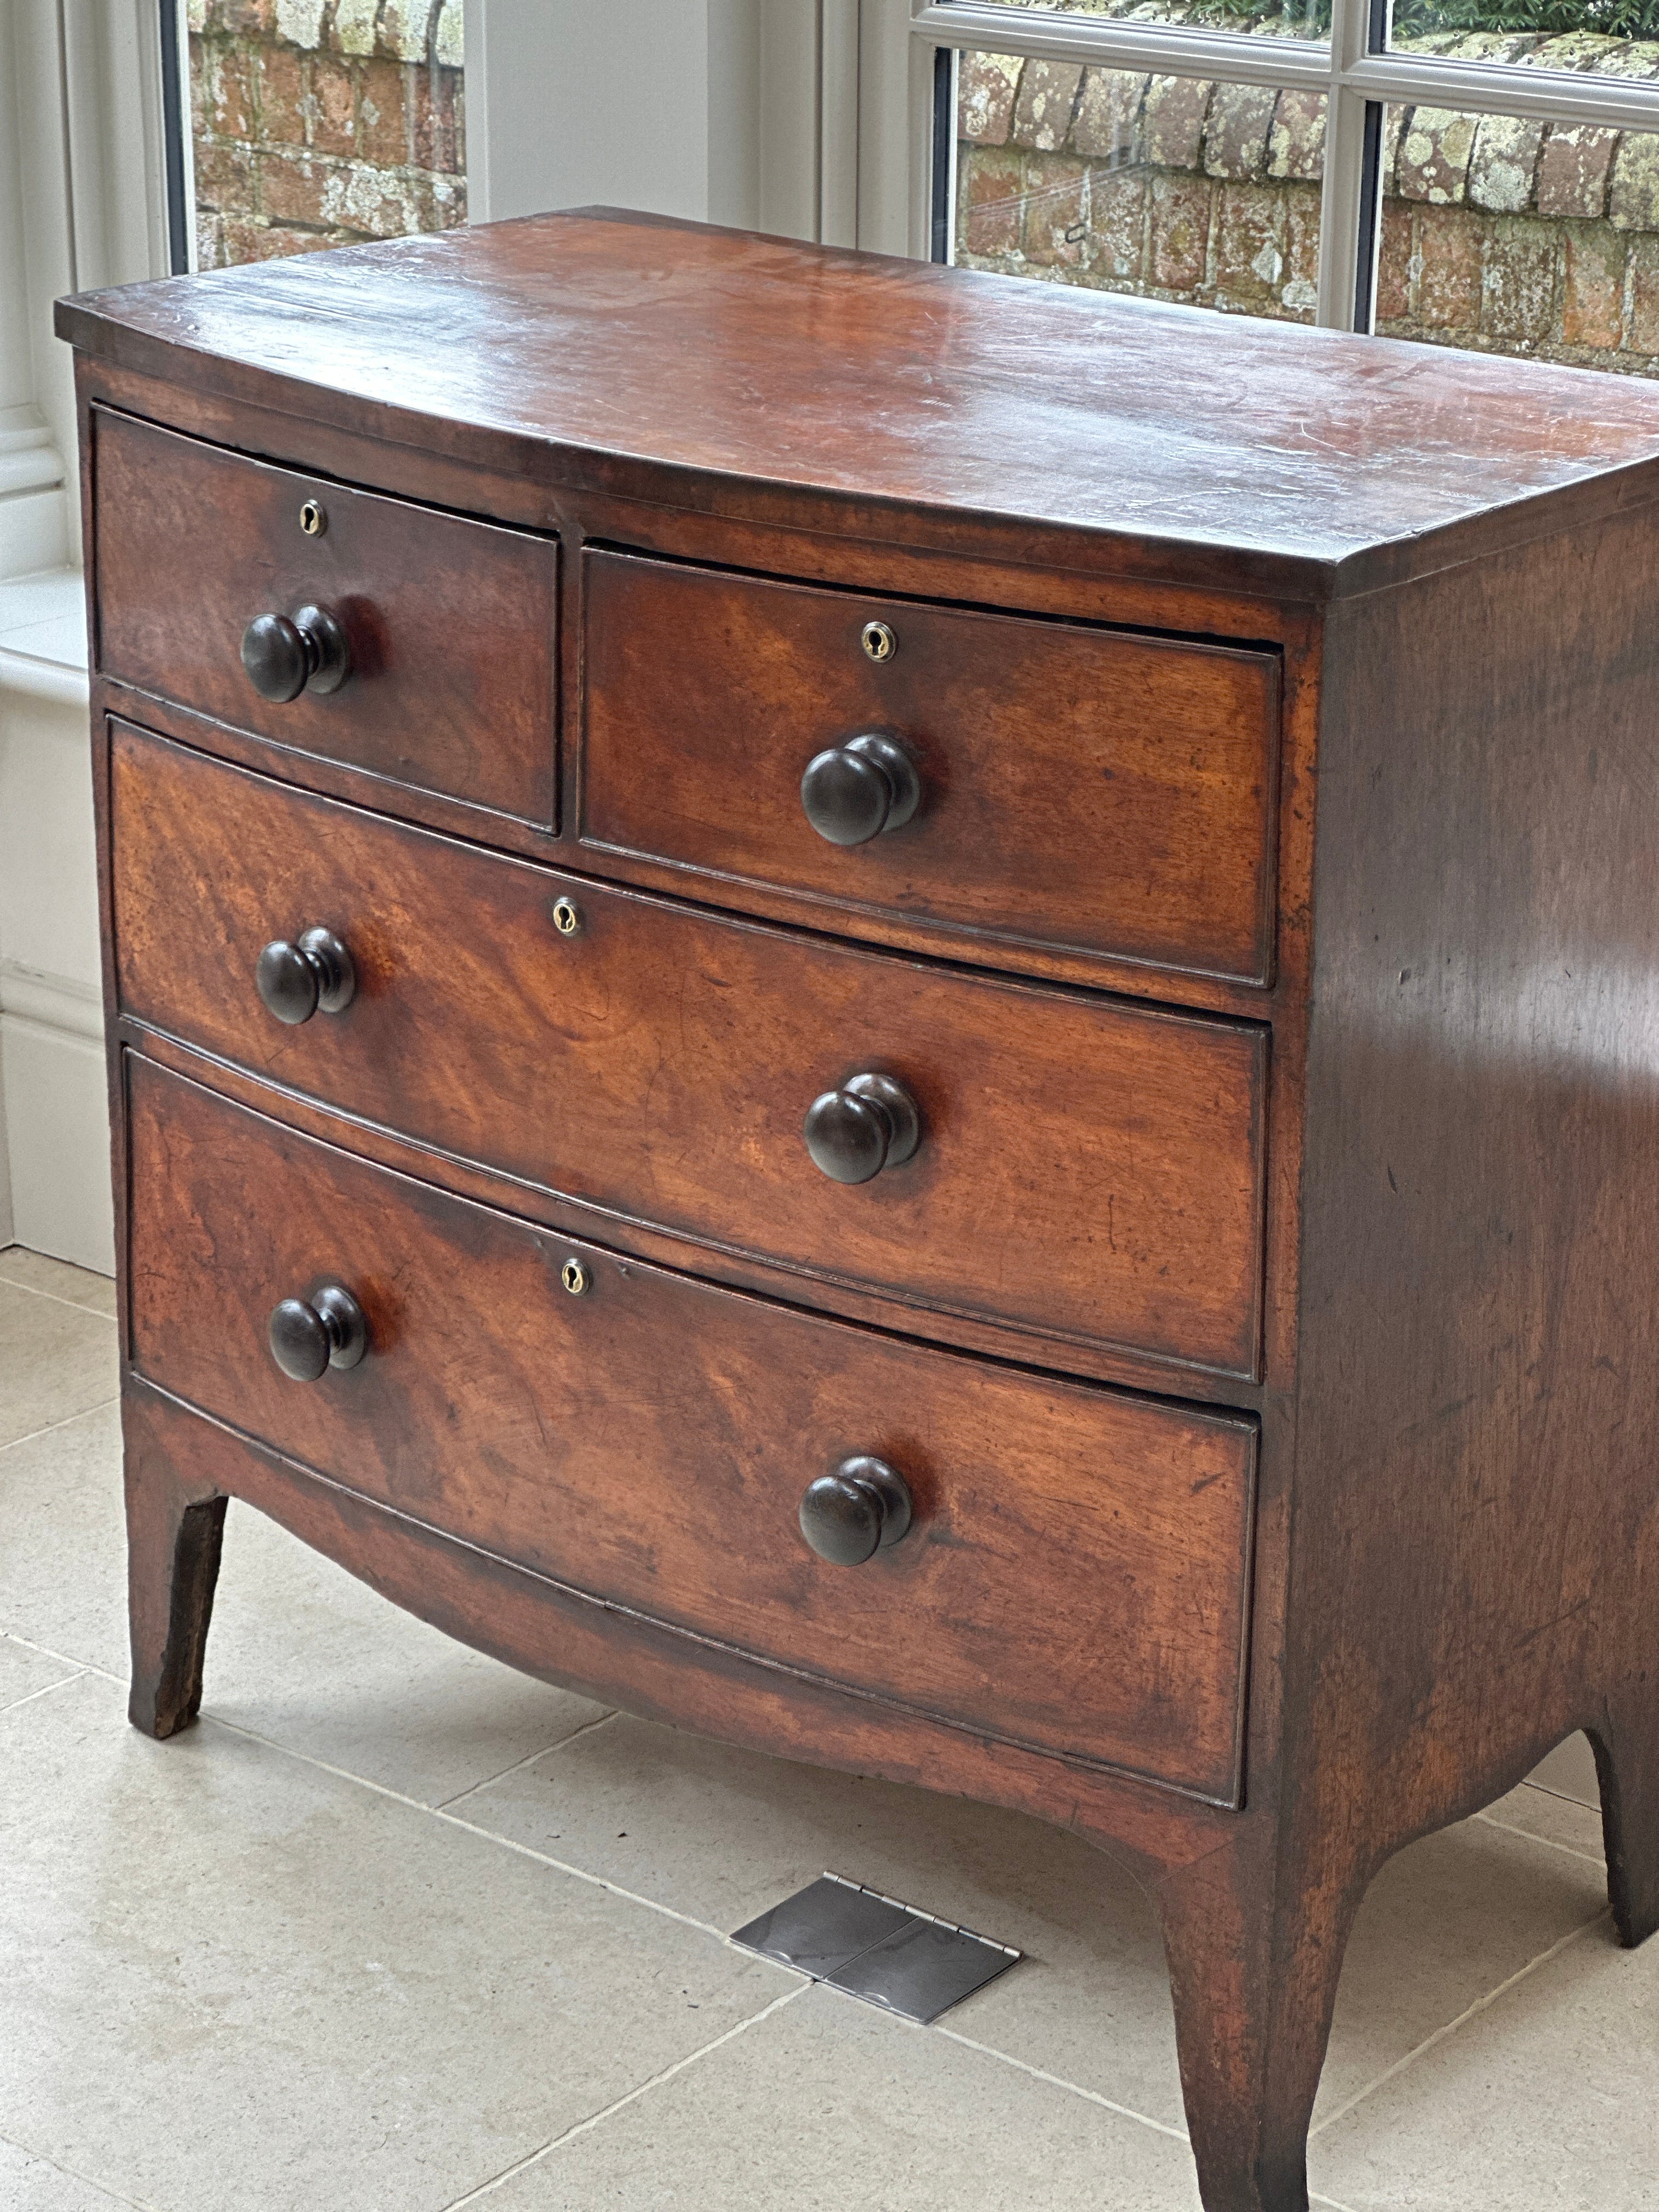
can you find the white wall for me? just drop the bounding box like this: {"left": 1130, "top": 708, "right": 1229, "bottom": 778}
{"left": 0, "top": 631, "right": 109, "bottom": 1273}
{"left": 467, "top": 0, "right": 762, "bottom": 230}
{"left": 0, "top": 2, "right": 70, "bottom": 580}
{"left": 0, "top": 0, "right": 170, "bottom": 1273}
{"left": 466, "top": 0, "right": 928, "bottom": 255}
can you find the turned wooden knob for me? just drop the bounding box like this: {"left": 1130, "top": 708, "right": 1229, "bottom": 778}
{"left": 800, "top": 733, "right": 920, "bottom": 846}
{"left": 255, "top": 927, "right": 356, "bottom": 1026}
{"left": 241, "top": 603, "right": 352, "bottom": 702}
{"left": 803, "top": 1071, "right": 921, "bottom": 1185}
{"left": 268, "top": 1284, "right": 368, "bottom": 1381}
{"left": 800, "top": 1455, "right": 913, "bottom": 1565}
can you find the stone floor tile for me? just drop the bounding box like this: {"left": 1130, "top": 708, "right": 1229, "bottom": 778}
{"left": 0, "top": 1285, "right": 116, "bottom": 1449}
{"left": 475, "top": 1983, "right": 1206, "bottom": 2212}
{"left": 205, "top": 1501, "right": 613, "bottom": 1805}
{"left": 1527, "top": 1730, "right": 1602, "bottom": 1809}
{"left": 1314, "top": 1814, "right": 1607, "bottom": 2124}
{"left": 458, "top": 1711, "right": 1187, "bottom": 2123}
{"left": 0, "top": 2136, "right": 138, "bottom": 2210}
{"left": 0, "top": 1637, "right": 82, "bottom": 1714}
{"left": 457, "top": 1708, "right": 1612, "bottom": 2134}
{"left": 0, "top": 1250, "right": 118, "bottom": 1318}
{"left": 0, "top": 1671, "right": 793, "bottom": 2212}
{"left": 1481, "top": 1779, "right": 1606, "bottom": 1864}
{"left": 0, "top": 1402, "right": 128, "bottom": 1676}
{"left": 1311, "top": 1916, "right": 1658, "bottom": 2210}
{"left": 0, "top": 1402, "right": 606, "bottom": 1808}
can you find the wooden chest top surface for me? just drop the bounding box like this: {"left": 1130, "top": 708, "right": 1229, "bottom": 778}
{"left": 57, "top": 207, "right": 1659, "bottom": 595}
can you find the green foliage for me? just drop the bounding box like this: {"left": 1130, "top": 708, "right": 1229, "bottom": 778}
{"left": 1214, "top": 0, "right": 1659, "bottom": 36}
{"left": 1395, "top": 0, "right": 1659, "bottom": 31}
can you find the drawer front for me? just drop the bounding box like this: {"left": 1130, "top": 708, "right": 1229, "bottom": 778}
{"left": 92, "top": 408, "right": 558, "bottom": 825}
{"left": 580, "top": 551, "right": 1279, "bottom": 985}
{"left": 127, "top": 1056, "right": 1258, "bottom": 1804}
{"left": 112, "top": 723, "right": 1268, "bottom": 1378}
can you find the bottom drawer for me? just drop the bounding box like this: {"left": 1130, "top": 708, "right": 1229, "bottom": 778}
{"left": 126, "top": 1054, "right": 1258, "bottom": 1806}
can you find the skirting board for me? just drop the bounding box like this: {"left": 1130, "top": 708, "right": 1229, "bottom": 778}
{"left": 0, "top": 1006, "right": 115, "bottom": 1274}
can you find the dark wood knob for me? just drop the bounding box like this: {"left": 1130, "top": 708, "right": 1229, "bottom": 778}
{"left": 255, "top": 927, "right": 356, "bottom": 1025}
{"left": 241, "top": 603, "right": 351, "bottom": 702}
{"left": 800, "top": 733, "right": 920, "bottom": 846}
{"left": 268, "top": 1284, "right": 368, "bottom": 1381}
{"left": 803, "top": 1072, "right": 920, "bottom": 1185}
{"left": 800, "top": 1455, "right": 912, "bottom": 1565}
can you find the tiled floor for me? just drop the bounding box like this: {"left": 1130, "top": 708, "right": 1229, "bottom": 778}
{"left": 3, "top": 1243, "right": 1655, "bottom": 2211}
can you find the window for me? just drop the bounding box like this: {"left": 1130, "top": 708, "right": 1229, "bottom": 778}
{"left": 913, "top": 0, "right": 1659, "bottom": 364}
{"left": 1379, "top": 102, "right": 1659, "bottom": 370}
{"left": 954, "top": 57, "right": 1326, "bottom": 324}
{"left": 183, "top": 0, "right": 465, "bottom": 270}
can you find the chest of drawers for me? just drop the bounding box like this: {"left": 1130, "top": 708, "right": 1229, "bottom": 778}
{"left": 58, "top": 208, "right": 1659, "bottom": 2212}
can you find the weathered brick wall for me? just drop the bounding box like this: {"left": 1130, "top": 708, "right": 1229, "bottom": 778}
{"left": 188, "top": 0, "right": 465, "bottom": 269}
{"left": 960, "top": 56, "right": 1323, "bottom": 323}
{"left": 958, "top": 42, "right": 1659, "bottom": 374}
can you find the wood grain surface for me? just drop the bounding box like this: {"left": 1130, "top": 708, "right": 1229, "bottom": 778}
{"left": 1280, "top": 493, "right": 1659, "bottom": 1937}
{"left": 581, "top": 550, "right": 1279, "bottom": 986}
{"left": 120, "top": 1380, "right": 1255, "bottom": 1882}
{"left": 125, "top": 1052, "right": 1260, "bottom": 1805}
{"left": 55, "top": 209, "right": 1659, "bottom": 600}
{"left": 92, "top": 406, "right": 558, "bottom": 824}
{"left": 110, "top": 720, "right": 1268, "bottom": 1379}
{"left": 77, "top": 203, "right": 1659, "bottom": 2212}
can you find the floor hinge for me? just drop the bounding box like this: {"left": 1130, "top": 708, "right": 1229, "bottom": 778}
{"left": 731, "top": 1871, "right": 1022, "bottom": 2024}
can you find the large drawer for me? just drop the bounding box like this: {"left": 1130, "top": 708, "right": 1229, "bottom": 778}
{"left": 110, "top": 721, "right": 1268, "bottom": 1379}
{"left": 126, "top": 1055, "right": 1259, "bottom": 1805}
{"left": 580, "top": 550, "right": 1280, "bottom": 985}
{"left": 91, "top": 408, "right": 558, "bottom": 826}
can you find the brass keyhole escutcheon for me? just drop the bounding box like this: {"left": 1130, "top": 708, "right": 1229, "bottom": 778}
{"left": 552, "top": 896, "right": 582, "bottom": 937}
{"left": 860, "top": 619, "right": 896, "bottom": 664}
{"left": 299, "top": 499, "right": 328, "bottom": 537}
{"left": 561, "top": 1257, "right": 591, "bottom": 1296}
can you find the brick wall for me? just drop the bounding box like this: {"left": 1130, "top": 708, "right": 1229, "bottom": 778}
{"left": 958, "top": 43, "right": 1659, "bottom": 375}
{"left": 188, "top": 0, "right": 465, "bottom": 269}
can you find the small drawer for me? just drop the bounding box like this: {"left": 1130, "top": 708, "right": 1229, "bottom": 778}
{"left": 580, "top": 551, "right": 1280, "bottom": 986}
{"left": 91, "top": 408, "right": 558, "bottom": 825}
{"left": 126, "top": 1054, "right": 1259, "bottom": 1805}
{"left": 110, "top": 720, "right": 1268, "bottom": 1379}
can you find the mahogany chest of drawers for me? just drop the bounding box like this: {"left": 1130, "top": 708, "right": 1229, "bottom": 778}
{"left": 58, "top": 208, "right": 1659, "bottom": 2212}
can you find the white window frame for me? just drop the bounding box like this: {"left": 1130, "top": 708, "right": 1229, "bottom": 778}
{"left": 901, "top": 0, "right": 1659, "bottom": 329}
{"left": 0, "top": 0, "right": 174, "bottom": 579}
{"left": 0, "top": 0, "right": 171, "bottom": 1272}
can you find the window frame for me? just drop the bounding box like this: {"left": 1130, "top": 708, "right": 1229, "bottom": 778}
{"left": 908, "top": 0, "right": 1659, "bottom": 330}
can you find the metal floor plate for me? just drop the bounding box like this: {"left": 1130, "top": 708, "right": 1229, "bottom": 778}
{"left": 731, "top": 1872, "right": 1021, "bottom": 2025}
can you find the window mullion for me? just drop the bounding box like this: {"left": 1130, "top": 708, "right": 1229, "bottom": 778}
{"left": 909, "top": 3, "right": 1333, "bottom": 91}
{"left": 913, "top": 2, "right": 1659, "bottom": 134}
{"left": 1317, "top": 0, "right": 1380, "bottom": 330}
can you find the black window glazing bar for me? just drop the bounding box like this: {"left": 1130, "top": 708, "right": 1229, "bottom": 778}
{"left": 931, "top": 43, "right": 956, "bottom": 263}
{"left": 1350, "top": 0, "right": 1391, "bottom": 330}
{"left": 159, "top": 0, "right": 190, "bottom": 274}
{"left": 1352, "top": 99, "right": 1384, "bottom": 332}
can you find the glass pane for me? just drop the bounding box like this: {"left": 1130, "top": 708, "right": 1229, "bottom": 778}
{"left": 1387, "top": 0, "right": 1659, "bottom": 79}
{"left": 960, "top": 0, "right": 1329, "bottom": 38}
{"left": 188, "top": 1, "right": 466, "bottom": 270}
{"left": 955, "top": 53, "right": 1325, "bottom": 324}
{"left": 1379, "top": 103, "right": 1659, "bottom": 372}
